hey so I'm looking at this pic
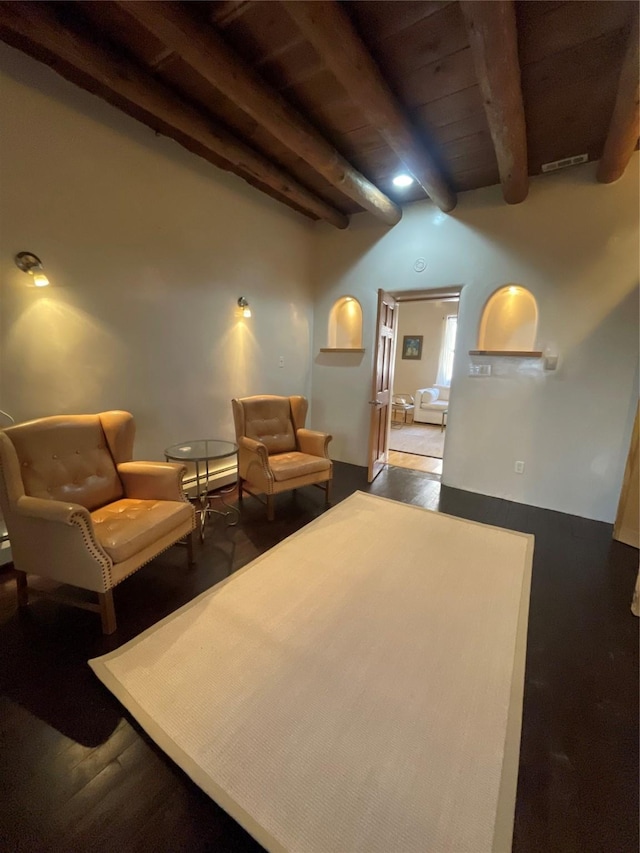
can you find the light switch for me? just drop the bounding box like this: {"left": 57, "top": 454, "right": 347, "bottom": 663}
{"left": 469, "top": 363, "right": 491, "bottom": 377}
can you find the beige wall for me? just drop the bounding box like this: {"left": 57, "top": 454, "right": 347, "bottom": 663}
{"left": 0, "top": 44, "right": 314, "bottom": 462}
{"left": 311, "top": 155, "right": 639, "bottom": 523}
{"left": 2, "top": 42, "right": 639, "bottom": 526}
{"left": 393, "top": 301, "right": 458, "bottom": 396}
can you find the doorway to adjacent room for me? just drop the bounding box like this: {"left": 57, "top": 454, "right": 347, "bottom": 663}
{"left": 386, "top": 290, "right": 460, "bottom": 480}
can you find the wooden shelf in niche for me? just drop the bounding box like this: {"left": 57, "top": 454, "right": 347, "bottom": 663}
{"left": 469, "top": 350, "right": 542, "bottom": 357}
{"left": 320, "top": 347, "right": 365, "bottom": 353}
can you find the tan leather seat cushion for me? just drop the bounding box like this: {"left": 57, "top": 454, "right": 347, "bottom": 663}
{"left": 268, "top": 452, "right": 331, "bottom": 482}
{"left": 92, "top": 499, "right": 192, "bottom": 563}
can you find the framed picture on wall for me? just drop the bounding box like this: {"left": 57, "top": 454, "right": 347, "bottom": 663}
{"left": 401, "top": 335, "right": 423, "bottom": 360}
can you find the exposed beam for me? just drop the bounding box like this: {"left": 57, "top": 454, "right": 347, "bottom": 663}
{"left": 460, "top": 1, "right": 528, "bottom": 204}
{"left": 0, "top": 1, "right": 349, "bottom": 229}
{"left": 597, "top": 6, "right": 639, "bottom": 184}
{"left": 116, "top": 1, "right": 402, "bottom": 226}
{"left": 281, "top": 0, "right": 457, "bottom": 213}
{"left": 210, "top": 1, "right": 251, "bottom": 28}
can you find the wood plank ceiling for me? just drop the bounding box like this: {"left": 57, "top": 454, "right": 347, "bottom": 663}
{"left": 0, "top": 1, "right": 637, "bottom": 228}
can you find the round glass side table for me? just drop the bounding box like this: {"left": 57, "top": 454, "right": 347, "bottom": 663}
{"left": 165, "top": 439, "right": 239, "bottom": 540}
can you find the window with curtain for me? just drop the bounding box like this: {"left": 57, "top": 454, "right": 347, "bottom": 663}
{"left": 436, "top": 314, "right": 458, "bottom": 387}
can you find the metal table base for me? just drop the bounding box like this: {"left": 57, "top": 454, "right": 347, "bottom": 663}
{"left": 165, "top": 440, "right": 240, "bottom": 541}
{"left": 192, "top": 460, "right": 240, "bottom": 540}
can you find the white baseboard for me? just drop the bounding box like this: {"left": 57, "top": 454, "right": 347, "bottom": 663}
{"left": 181, "top": 463, "right": 238, "bottom": 499}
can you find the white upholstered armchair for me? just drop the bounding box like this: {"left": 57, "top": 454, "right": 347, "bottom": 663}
{"left": 231, "top": 395, "right": 332, "bottom": 521}
{"left": 413, "top": 386, "right": 450, "bottom": 425}
{"left": 0, "top": 411, "right": 195, "bottom": 634}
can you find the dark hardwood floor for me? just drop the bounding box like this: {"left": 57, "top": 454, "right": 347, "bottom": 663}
{"left": 0, "top": 462, "right": 637, "bottom": 852}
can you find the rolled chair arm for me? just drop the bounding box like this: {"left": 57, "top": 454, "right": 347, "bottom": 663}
{"left": 12, "top": 496, "right": 112, "bottom": 592}
{"left": 297, "top": 428, "right": 332, "bottom": 458}
{"left": 415, "top": 387, "right": 439, "bottom": 406}
{"left": 237, "top": 436, "right": 272, "bottom": 483}
{"left": 238, "top": 436, "right": 269, "bottom": 460}
{"left": 117, "top": 461, "right": 186, "bottom": 501}
{"left": 17, "top": 495, "right": 91, "bottom": 524}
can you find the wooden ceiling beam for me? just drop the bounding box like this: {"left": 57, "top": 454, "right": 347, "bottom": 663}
{"left": 0, "top": 1, "right": 348, "bottom": 229}
{"left": 210, "top": 1, "right": 251, "bottom": 29}
{"left": 115, "top": 1, "right": 401, "bottom": 226}
{"left": 597, "top": 7, "right": 639, "bottom": 184}
{"left": 148, "top": 45, "right": 175, "bottom": 71}
{"left": 460, "top": 1, "right": 528, "bottom": 204}
{"left": 281, "top": 0, "right": 457, "bottom": 213}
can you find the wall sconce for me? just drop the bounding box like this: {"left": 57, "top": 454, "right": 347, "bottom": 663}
{"left": 15, "top": 252, "right": 50, "bottom": 287}
{"left": 237, "top": 296, "right": 251, "bottom": 318}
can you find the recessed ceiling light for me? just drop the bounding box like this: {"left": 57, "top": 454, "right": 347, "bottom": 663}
{"left": 392, "top": 174, "right": 414, "bottom": 188}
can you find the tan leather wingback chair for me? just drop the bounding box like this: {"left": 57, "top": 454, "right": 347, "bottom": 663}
{"left": 231, "top": 395, "right": 332, "bottom": 521}
{"left": 0, "top": 411, "right": 195, "bottom": 634}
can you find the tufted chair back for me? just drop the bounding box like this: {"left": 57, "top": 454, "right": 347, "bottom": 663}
{"left": 1, "top": 411, "right": 135, "bottom": 512}
{"left": 232, "top": 395, "right": 308, "bottom": 455}
{"left": 231, "top": 394, "right": 331, "bottom": 521}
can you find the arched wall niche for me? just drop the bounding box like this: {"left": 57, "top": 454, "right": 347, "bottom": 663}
{"left": 326, "top": 296, "right": 363, "bottom": 349}
{"left": 477, "top": 285, "right": 539, "bottom": 352}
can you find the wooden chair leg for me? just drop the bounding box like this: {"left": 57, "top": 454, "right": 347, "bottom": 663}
{"left": 237, "top": 478, "right": 244, "bottom": 505}
{"left": 99, "top": 590, "right": 117, "bottom": 635}
{"left": 325, "top": 479, "right": 333, "bottom": 506}
{"left": 266, "top": 494, "right": 275, "bottom": 522}
{"left": 186, "top": 530, "right": 195, "bottom": 567}
{"left": 15, "top": 570, "right": 28, "bottom": 608}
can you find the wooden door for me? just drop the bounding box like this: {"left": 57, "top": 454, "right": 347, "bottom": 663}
{"left": 368, "top": 289, "right": 398, "bottom": 482}
{"left": 613, "top": 402, "right": 639, "bottom": 548}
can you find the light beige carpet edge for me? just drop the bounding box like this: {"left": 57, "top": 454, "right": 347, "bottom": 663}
{"left": 90, "top": 491, "right": 533, "bottom": 853}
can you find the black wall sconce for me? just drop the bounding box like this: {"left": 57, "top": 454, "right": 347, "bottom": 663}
{"left": 15, "top": 252, "right": 50, "bottom": 287}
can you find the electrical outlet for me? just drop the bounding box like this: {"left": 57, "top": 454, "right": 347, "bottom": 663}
{"left": 514, "top": 461, "right": 525, "bottom": 474}
{"left": 278, "top": 356, "right": 284, "bottom": 368}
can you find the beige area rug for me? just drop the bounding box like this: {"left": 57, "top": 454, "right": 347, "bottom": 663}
{"left": 389, "top": 422, "right": 446, "bottom": 458}
{"left": 90, "top": 492, "right": 533, "bottom": 853}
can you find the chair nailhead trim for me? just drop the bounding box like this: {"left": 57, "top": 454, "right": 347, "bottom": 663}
{"left": 0, "top": 451, "right": 196, "bottom": 594}
{"left": 69, "top": 511, "right": 113, "bottom": 591}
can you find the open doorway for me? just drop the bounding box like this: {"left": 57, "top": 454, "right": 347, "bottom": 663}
{"left": 387, "top": 295, "right": 459, "bottom": 480}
